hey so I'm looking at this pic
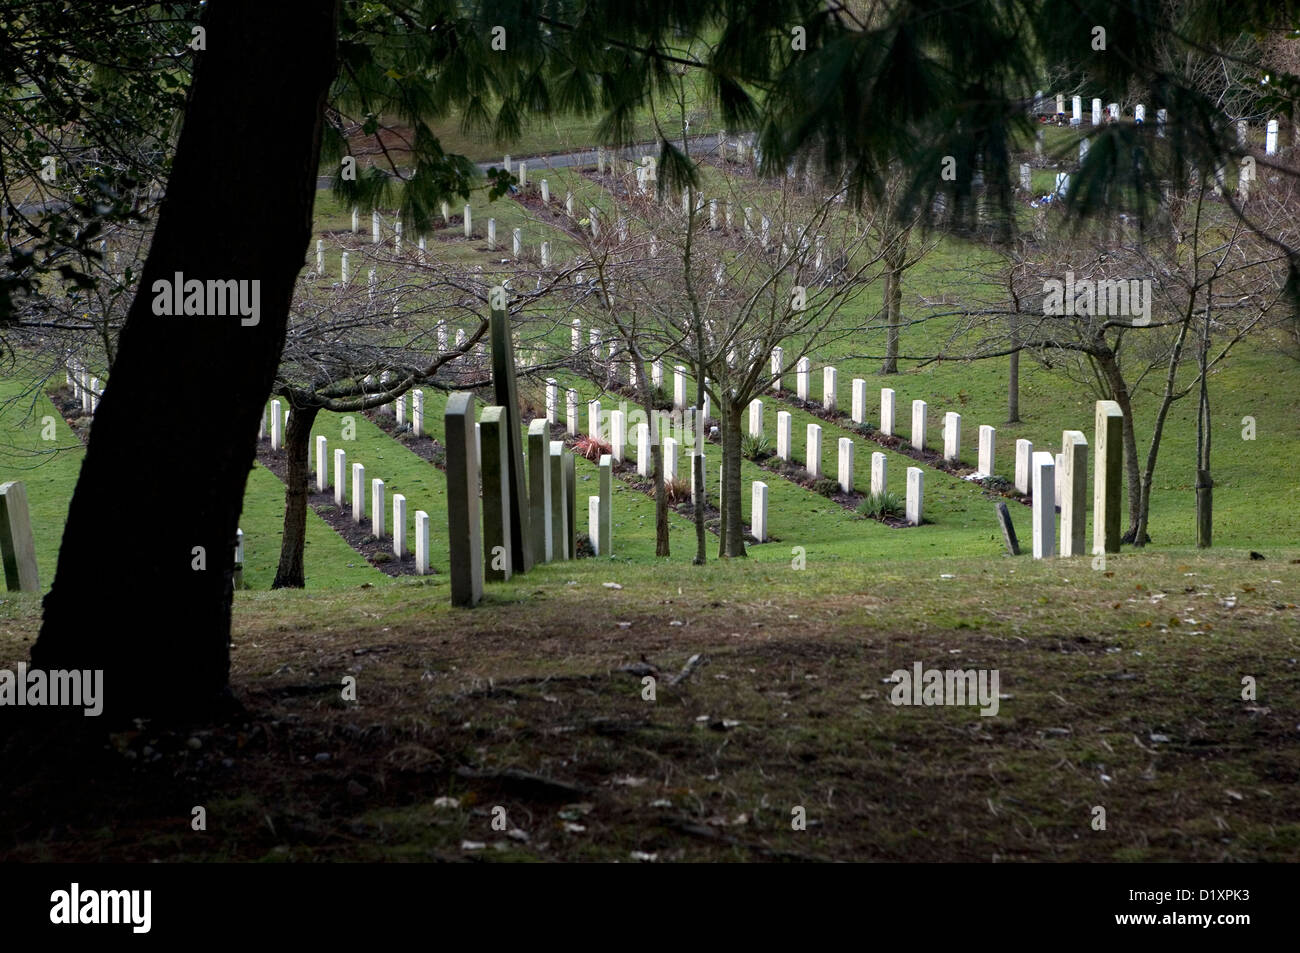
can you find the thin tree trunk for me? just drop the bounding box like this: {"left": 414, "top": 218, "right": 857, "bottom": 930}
{"left": 273, "top": 400, "right": 321, "bottom": 588}
{"left": 882, "top": 268, "right": 901, "bottom": 374}
{"left": 1008, "top": 314, "right": 1021, "bottom": 423}
{"left": 693, "top": 373, "right": 706, "bottom": 565}
{"left": 722, "top": 400, "right": 747, "bottom": 557}
{"left": 881, "top": 227, "right": 909, "bottom": 375}
{"left": 31, "top": 0, "right": 339, "bottom": 721}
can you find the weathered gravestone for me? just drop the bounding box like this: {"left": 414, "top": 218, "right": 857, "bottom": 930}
{"left": 1093, "top": 400, "right": 1123, "bottom": 555}
{"left": 1031, "top": 451, "right": 1056, "bottom": 559}
{"left": 445, "top": 393, "right": 483, "bottom": 606}
{"left": 489, "top": 291, "right": 533, "bottom": 573}
{"left": 548, "top": 441, "right": 569, "bottom": 560}
{"left": 598, "top": 454, "right": 613, "bottom": 556}
{"left": 480, "top": 406, "right": 512, "bottom": 582}
{"left": 1060, "top": 430, "right": 1089, "bottom": 557}
{"left": 527, "top": 420, "right": 552, "bottom": 563}
{"left": 564, "top": 450, "right": 576, "bottom": 561}
{"left": 0, "top": 481, "right": 40, "bottom": 592}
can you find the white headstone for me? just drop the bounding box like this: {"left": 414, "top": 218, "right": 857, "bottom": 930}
{"left": 270, "top": 399, "right": 282, "bottom": 451}
{"left": 806, "top": 424, "right": 822, "bottom": 478}
{"left": 1014, "top": 438, "right": 1034, "bottom": 494}
{"left": 512, "top": 228, "right": 522, "bottom": 256}
{"left": 796, "top": 357, "right": 811, "bottom": 401}
{"left": 610, "top": 410, "right": 626, "bottom": 463}
{"left": 588, "top": 400, "right": 602, "bottom": 441}
{"left": 905, "top": 467, "right": 924, "bottom": 525}
{"left": 881, "top": 388, "right": 896, "bottom": 436}
{"left": 566, "top": 389, "right": 579, "bottom": 436}
{"left": 1031, "top": 451, "right": 1056, "bottom": 558}
{"left": 334, "top": 449, "right": 347, "bottom": 507}
{"left": 589, "top": 496, "right": 602, "bottom": 554}
{"left": 673, "top": 366, "right": 686, "bottom": 409}
{"left": 315, "top": 436, "right": 328, "bottom": 491}
{"left": 393, "top": 494, "right": 406, "bottom": 556}
{"left": 851, "top": 379, "right": 867, "bottom": 424}
{"left": 1091, "top": 98, "right": 1101, "bottom": 126}
{"left": 664, "top": 437, "right": 679, "bottom": 481}
{"left": 822, "top": 367, "right": 838, "bottom": 412}
{"left": 352, "top": 463, "right": 365, "bottom": 523}
{"left": 776, "top": 411, "right": 793, "bottom": 461}
{"left": 748, "top": 399, "right": 764, "bottom": 437}
{"left": 1060, "top": 430, "right": 1088, "bottom": 557}
{"left": 541, "top": 179, "right": 549, "bottom": 203}
{"left": 372, "top": 209, "right": 381, "bottom": 244}
{"left": 751, "top": 481, "right": 768, "bottom": 542}
{"left": 1266, "top": 119, "right": 1279, "bottom": 155}
{"left": 412, "top": 389, "right": 424, "bottom": 437}
{"left": 415, "top": 509, "right": 430, "bottom": 573}
{"left": 911, "top": 400, "right": 927, "bottom": 450}
{"left": 871, "top": 452, "right": 887, "bottom": 497}
{"left": 977, "top": 425, "right": 995, "bottom": 477}
{"left": 546, "top": 379, "right": 559, "bottom": 423}
{"left": 837, "top": 438, "right": 854, "bottom": 493}
{"left": 487, "top": 218, "right": 496, "bottom": 250}
{"left": 636, "top": 422, "right": 651, "bottom": 477}
{"left": 943, "top": 411, "right": 961, "bottom": 462}
{"left": 463, "top": 205, "right": 472, "bottom": 238}
{"left": 372, "top": 479, "right": 385, "bottom": 538}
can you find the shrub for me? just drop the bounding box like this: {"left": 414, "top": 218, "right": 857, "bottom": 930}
{"left": 857, "top": 490, "right": 905, "bottom": 519}
{"left": 574, "top": 533, "right": 596, "bottom": 558}
{"left": 574, "top": 435, "right": 613, "bottom": 461}
{"left": 984, "top": 474, "right": 1011, "bottom": 491}
{"left": 813, "top": 477, "right": 840, "bottom": 498}
{"left": 741, "top": 433, "right": 773, "bottom": 461}
{"left": 665, "top": 477, "right": 693, "bottom": 504}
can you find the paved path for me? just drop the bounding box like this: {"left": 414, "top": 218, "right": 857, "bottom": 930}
{"left": 315, "top": 133, "right": 736, "bottom": 191}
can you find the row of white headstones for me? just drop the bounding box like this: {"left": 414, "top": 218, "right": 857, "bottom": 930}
{"left": 1046, "top": 94, "right": 1285, "bottom": 154}
{"left": 65, "top": 363, "right": 102, "bottom": 415}
{"left": 254, "top": 390, "right": 616, "bottom": 580}
{"left": 258, "top": 398, "right": 436, "bottom": 573}
{"left": 547, "top": 351, "right": 1125, "bottom": 556}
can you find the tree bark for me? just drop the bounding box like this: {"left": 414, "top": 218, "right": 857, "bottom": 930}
{"left": 880, "top": 226, "right": 909, "bottom": 375}
{"left": 30, "top": 0, "right": 339, "bottom": 721}
{"left": 721, "top": 399, "right": 747, "bottom": 557}
{"left": 693, "top": 372, "right": 707, "bottom": 565}
{"left": 1007, "top": 314, "right": 1021, "bottom": 423}
{"left": 273, "top": 400, "right": 321, "bottom": 589}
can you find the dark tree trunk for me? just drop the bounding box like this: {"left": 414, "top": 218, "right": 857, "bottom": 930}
{"left": 273, "top": 400, "right": 321, "bottom": 589}
{"left": 880, "top": 227, "right": 909, "bottom": 375}
{"left": 31, "top": 0, "right": 339, "bottom": 721}
{"left": 721, "top": 399, "right": 747, "bottom": 557}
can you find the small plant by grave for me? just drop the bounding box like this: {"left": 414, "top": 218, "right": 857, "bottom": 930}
{"left": 741, "top": 433, "right": 773, "bottom": 461}
{"left": 665, "top": 476, "right": 692, "bottom": 504}
{"left": 574, "top": 435, "right": 613, "bottom": 461}
{"left": 984, "top": 474, "right": 1011, "bottom": 492}
{"left": 857, "top": 490, "right": 904, "bottom": 519}
{"left": 813, "top": 477, "right": 840, "bottom": 498}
